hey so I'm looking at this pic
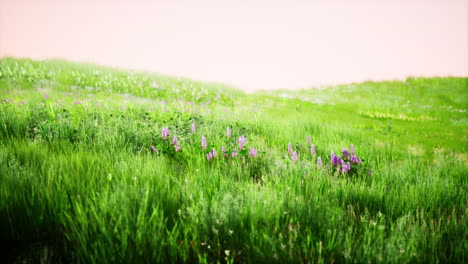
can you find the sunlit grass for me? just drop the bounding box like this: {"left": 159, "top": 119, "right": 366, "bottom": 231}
{"left": 0, "top": 58, "right": 467, "bottom": 263}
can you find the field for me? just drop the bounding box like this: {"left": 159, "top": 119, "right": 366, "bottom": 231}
{"left": 0, "top": 57, "right": 467, "bottom": 263}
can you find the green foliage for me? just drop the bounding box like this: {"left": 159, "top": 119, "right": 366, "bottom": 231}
{"left": 0, "top": 58, "right": 467, "bottom": 263}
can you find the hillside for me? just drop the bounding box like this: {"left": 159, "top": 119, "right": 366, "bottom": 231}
{"left": 1, "top": 58, "right": 467, "bottom": 263}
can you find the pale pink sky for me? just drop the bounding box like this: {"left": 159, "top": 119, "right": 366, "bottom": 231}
{"left": 1, "top": 0, "right": 467, "bottom": 91}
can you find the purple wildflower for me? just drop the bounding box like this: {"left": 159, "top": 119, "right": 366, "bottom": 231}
{"left": 307, "top": 136, "right": 311, "bottom": 145}
{"left": 172, "top": 136, "right": 178, "bottom": 145}
{"left": 212, "top": 148, "right": 218, "bottom": 158}
{"left": 239, "top": 135, "right": 246, "bottom": 150}
{"left": 44, "top": 94, "right": 49, "bottom": 100}
{"left": 351, "top": 155, "right": 359, "bottom": 164}
{"left": 341, "top": 162, "right": 351, "bottom": 174}
{"left": 350, "top": 144, "right": 355, "bottom": 155}
{"left": 162, "top": 127, "right": 170, "bottom": 139}
{"left": 342, "top": 148, "right": 350, "bottom": 159}
{"left": 191, "top": 123, "right": 196, "bottom": 133}
{"left": 221, "top": 146, "right": 228, "bottom": 157}
{"left": 288, "top": 142, "right": 293, "bottom": 155}
{"left": 201, "top": 136, "right": 207, "bottom": 150}
{"left": 310, "top": 144, "right": 316, "bottom": 155}
{"left": 206, "top": 152, "right": 213, "bottom": 161}
{"left": 317, "top": 157, "right": 322, "bottom": 167}
{"left": 331, "top": 152, "right": 341, "bottom": 167}
{"left": 249, "top": 147, "right": 258, "bottom": 158}
{"left": 227, "top": 127, "right": 231, "bottom": 138}
{"left": 151, "top": 145, "right": 158, "bottom": 152}
{"left": 175, "top": 143, "right": 181, "bottom": 152}
{"left": 232, "top": 149, "right": 238, "bottom": 158}
{"left": 292, "top": 151, "right": 298, "bottom": 162}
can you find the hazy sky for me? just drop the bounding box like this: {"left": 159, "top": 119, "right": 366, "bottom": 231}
{"left": 1, "top": 0, "right": 467, "bottom": 91}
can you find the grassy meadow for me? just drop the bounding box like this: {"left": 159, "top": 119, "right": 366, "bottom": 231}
{"left": 0, "top": 57, "right": 467, "bottom": 263}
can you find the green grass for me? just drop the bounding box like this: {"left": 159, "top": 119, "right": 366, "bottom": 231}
{"left": 0, "top": 57, "right": 467, "bottom": 263}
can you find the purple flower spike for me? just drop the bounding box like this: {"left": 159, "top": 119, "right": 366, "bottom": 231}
{"left": 191, "top": 123, "right": 196, "bottom": 134}
{"left": 350, "top": 144, "right": 355, "bottom": 155}
{"left": 175, "top": 143, "right": 181, "bottom": 152}
{"left": 307, "top": 136, "right": 311, "bottom": 145}
{"left": 310, "top": 144, "right": 316, "bottom": 155}
{"left": 288, "top": 142, "right": 293, "bottom": 155}
{"left": 221, "top": 146, "right": 228, "bottom": 157}
{"left": 343, "top": 148, "right": 350, "bottom": 159}
{"left": 162, "top": 127, "right": 170, "bottom": 139}
{"left": 351, "top": 155, "right": 359, "bottom": 164}
{"left": 232, "top": 149, "right": 238, "bottom": 158}
{"left": 151, "top": 146, "right": 158, "bottom": 152}
{"left": 239, "top": 135, "right": 246, "bottom": 150}
{"left": 317, "top": 157, "right": 322, "bottom": 167}
{"left": 172, "top": 136, "right": 178, "bottom": 145}
{"left": 249, "top": 147, "right": 258, "bottom": 158}
{"left": 201, "top": 136, "right": 207, "bottom": 150}
{"left": 227, "top": 127, "right": 231, "bottom": 138}
{"left": 292, "top": 151, "right": 298, "bottom": 162}
{"left": 206, "top": 152, "right": 213, "bottom": 161}
{"left": 212, "top": 148, "right": 218, "bottom": 158}
{"left": 331, "top": 152, "right": 341, "bottom": 167}
{"left": 341, "top": 162, "right": 351, "bottom": 174}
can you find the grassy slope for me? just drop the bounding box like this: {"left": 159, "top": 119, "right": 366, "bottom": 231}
{"left": 0, "top": 57, "right": 467, "bottom": 263}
